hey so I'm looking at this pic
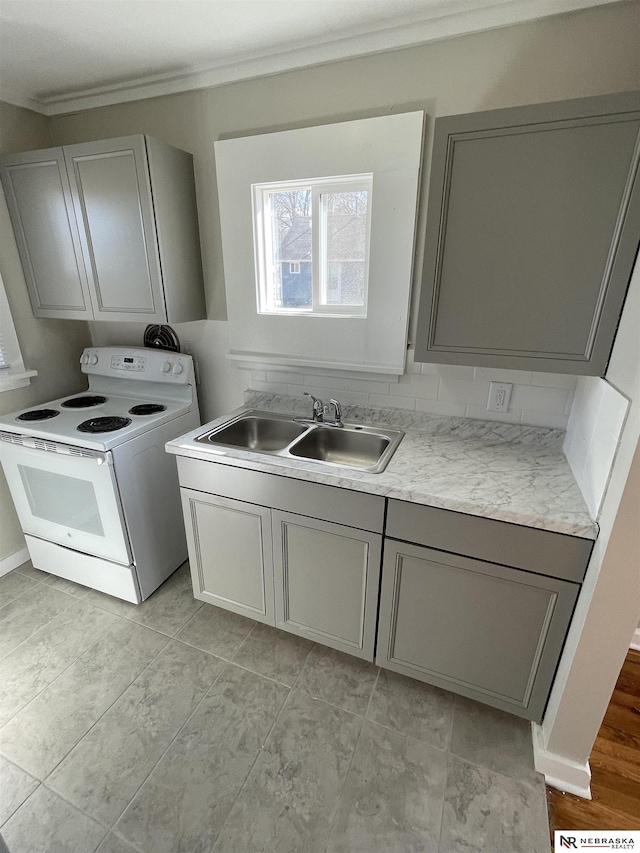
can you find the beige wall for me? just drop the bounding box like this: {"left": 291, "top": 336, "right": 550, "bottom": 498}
{"left": 0, "top": 102, "right": 92, "bottom": 561}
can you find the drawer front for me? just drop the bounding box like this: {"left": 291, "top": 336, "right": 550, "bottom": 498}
{"left": 177, "top": 456, "right": 385, "bottom": 532}
{"left": 377, "top": 540, "right": 579, "bottom": 721}
{"left": 386, "top": 499, "right": 592, "bottom": 582}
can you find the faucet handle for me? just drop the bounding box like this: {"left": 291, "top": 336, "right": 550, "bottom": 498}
{"left": 303, "top": 392, "right": 324, "bottom": 421}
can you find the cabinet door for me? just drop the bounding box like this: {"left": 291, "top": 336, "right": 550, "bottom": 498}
{"left": 272, "top": 511, "right": 381, "bottom": 660}
{"left": 414, "top": 91, "right": 640, "bottom": 375}
{"left": 180, "top": 488, "right": 274, "bottom": 624}
{"left": 377, "top": 540, "right": 578, "bottom": 721}
{"left": 1, "top": 148, "right": 94, "bottom": 318}
{"left": 64, "top": 136, "right": 167, "bottom": 323}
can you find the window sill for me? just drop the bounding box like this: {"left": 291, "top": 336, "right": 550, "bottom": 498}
{"left": 226, "top": 351, "right": 402, "bottom": 376}
{"left": 257, "top": 310, "right": 367, "bottom": 319}
{"left": 0, "top": 369, "right": 38, "bottom": 392}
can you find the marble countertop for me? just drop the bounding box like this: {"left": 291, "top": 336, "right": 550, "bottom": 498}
{"left": 166, "top": 392, "right": 598, "bottom": 540}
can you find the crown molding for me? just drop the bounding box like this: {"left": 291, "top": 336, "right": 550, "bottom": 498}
{"left": 0, "top": 82, "right": 47, "bottom": 115}
{"left": 1, "top": 0, "right": 620, "bottom": 117}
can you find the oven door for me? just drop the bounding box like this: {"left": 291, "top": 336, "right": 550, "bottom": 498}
{"left": 0, "top": 439, "right": 132, "bottom": 565}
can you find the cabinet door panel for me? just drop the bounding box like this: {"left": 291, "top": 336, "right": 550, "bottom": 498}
{"left": 181, "top": 488, "right": 274, "bottom": 624}
{"left": 64, "top": 136, "right": 166, "bottom": 322}
{"left": 415, "top": 91, "right": 640, "bottom": 374}
{"left": 1, "top": 150, "right": 92, "bottom": 317}
{"left": 377, "top": 540, "right": 578, "bottom": 721}
{"left": 273, "top": 511, "right": 381, "bottom": 660}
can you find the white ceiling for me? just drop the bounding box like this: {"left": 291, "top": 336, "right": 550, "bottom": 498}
{"left": 0, "top": 0, "right": 621, "bottom": 115}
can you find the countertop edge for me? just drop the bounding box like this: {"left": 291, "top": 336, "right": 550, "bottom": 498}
{"left": 166, "top": 411, "right": 598, "bottom": 541}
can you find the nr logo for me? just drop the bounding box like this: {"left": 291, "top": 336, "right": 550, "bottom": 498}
{"left": 559, "top": 838, "right": 578, "bottom": 849}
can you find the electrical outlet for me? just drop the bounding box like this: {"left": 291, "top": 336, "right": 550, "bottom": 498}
{"left": 487, "top": 382, "right": 512, "bottom": 412}
{"left": 181, "top": 340, "right": 199, "bottom": 385}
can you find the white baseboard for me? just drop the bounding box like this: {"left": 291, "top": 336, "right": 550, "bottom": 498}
{"left": 630, "top": 628, "right": 640, "bottom": 651}
{"left": 0, "top": 546, "right": 30, "bottom": 578}
{"left": 532, "top": 723, "right": 592, "bottom": 799}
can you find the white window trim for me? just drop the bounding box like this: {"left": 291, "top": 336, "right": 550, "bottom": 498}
{"left": 215, "top": 111, "right": 424, "bottom": 375}
{"left": 253, "top": 174, "right": 372, "bottom": 318}
{"left": 0, "top": 271, "right": 37, "bottom": 392}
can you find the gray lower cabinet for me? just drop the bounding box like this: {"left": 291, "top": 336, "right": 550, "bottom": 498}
{"left": 414, "top": 89, "right": 640, "bottom": 375}
{"left": 177, "top": 460, "right": 385, "bottom": 658}
{"left": 376, "top": 540, "right": 579, "bottom": 721}
{"left": 176, "top": 457, "right": 589, "bottom": 715}
{"left": 181, "top": 488, "right": 275, "bottom": 624}
{"left": 1, "top": 135, "right": 205, "bottom": 323}
{"left": 272, "top": 511, "right": 381, "bottom": 660}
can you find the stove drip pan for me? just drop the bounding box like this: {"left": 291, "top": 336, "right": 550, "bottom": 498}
{"left": 78, "top": 416, "right": 132, "bottom": 434}
{"left": 62, "top": 395, "right": 108, "bottom": 409}
{"left": 16, "top": 409, "right": 60, "bottom": 422}
{"left": 129, "top": 404, "right": 167, "bottom": 415}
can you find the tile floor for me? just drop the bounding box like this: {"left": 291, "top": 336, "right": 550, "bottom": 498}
{"left": 0, "top": 561, "right": 551, "bottom": 853}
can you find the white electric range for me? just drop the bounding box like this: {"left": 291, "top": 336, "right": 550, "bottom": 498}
{"left": 0, "top": 347, "right": 200, "bottom": 602}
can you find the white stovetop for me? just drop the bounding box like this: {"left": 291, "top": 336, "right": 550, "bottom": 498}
{"left": 0, "top": 347, "right": 197, "bottom": 451}
{"left": 0, "top": 391, "right": 192, "bottom": 452}
{"left": 166, "top": 392, "right": 598, "bottom": 540}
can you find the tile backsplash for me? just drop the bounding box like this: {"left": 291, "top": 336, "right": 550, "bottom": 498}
{"left": 239, "top": 350, "right": 576, "bottom": 429}
{"left": 563, "top": 377, "right": 629, "bottom": 518}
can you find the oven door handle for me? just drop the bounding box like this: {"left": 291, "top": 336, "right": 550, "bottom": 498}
{"left": 0, "top": 435, "right": 111, "bottom": 464}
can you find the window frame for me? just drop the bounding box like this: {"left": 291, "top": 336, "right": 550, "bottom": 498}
{"left": 252, "top": 174, "right": 372, "bottom": 318}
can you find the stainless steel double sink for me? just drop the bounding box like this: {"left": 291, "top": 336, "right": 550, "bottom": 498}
{"left": 195, "top": 410, "right": 404, "bottom": 474}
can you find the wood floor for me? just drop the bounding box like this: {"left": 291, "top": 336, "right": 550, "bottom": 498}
{"left": 547, "top": 648, "right": 640, "bottom": 837}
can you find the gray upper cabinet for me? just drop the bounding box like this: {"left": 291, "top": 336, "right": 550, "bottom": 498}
{"left": 63, "top": 137, "right": 165, "bottom": 321}
{"left": 414, "top": 90, "right": 640, "bottom": 375}
{"left": 1, "top": 135, "right": 206, "bottom": 324}
{"left": 0, "top": 148, "right": 93, "bottom": 318}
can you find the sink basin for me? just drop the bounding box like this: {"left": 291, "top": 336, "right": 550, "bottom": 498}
{"left": 193, "top": 410, "right": 404, "bottom": 473}
{"left": 288, "top": 425, "right": 403, "bottom": 473}
{"left": 197, "top": 414, "right": 307, "bottom": 452}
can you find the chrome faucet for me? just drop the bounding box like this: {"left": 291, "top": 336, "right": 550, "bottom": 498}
{"left": 325, "top": 398, "right": 344, "bottom": 428}
{"left": 303, "top": 392, "right": 324, "bottom": 422}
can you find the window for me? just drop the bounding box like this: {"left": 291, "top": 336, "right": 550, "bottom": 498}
{"left": 0, "top": 271, "right": 36, "bottom": 391}
{"left": 253, "top": 174, "right": 372, "bottom": 317}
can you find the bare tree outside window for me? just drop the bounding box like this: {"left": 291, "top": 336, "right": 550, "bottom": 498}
{"left": 269, "top": 189, "right": 312, "bottom": 308}
{"left": 272, "top": 189, "right": 312, "bottom": 231}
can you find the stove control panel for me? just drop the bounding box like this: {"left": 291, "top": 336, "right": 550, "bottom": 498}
{"left": 111, "top": 355, "right": 146, "bottom": 372}
{"left": 81, "top": 348, "right": 193, "bottom": 385}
